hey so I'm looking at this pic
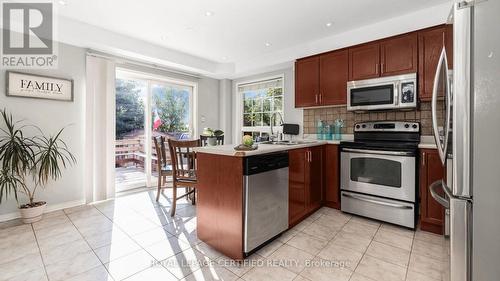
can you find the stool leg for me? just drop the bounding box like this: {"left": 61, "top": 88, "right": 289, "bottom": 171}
{"left": 191, "top": 188, "right": 196, "bottom": 205}
{"left": 170, "top": 181, "right": 177, "bottom": 217}
{"left": 156, "top": 173, "right": 162, "bottom": 202}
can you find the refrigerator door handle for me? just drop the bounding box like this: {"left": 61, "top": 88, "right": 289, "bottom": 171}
{"left": 429, "top": 179, "right": 452, "bottom": 209}
{"left": 431, "top": 47, "right": 450, "bottom": 166}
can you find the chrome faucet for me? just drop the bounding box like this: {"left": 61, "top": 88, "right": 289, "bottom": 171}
{"left": 270, "top": 112, "right": 284, "bottom": 141}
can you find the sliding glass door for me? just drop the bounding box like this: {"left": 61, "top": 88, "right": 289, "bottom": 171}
{"left": 115, "top": 70, "right": 195, "bottom": 192}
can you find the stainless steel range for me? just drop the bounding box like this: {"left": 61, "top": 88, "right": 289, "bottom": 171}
{"left": 340, "top": 121, "right": 419, "bottom": 229}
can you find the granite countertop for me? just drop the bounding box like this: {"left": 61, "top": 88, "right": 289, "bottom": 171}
{"left": 193, "top": 141, "right": 327, "bottom": 157}
{"left": 194, "top": 134, "right": 437, "bottom": 156}
{"left": 418, "top": 136, "right": 438, "bottom": 149}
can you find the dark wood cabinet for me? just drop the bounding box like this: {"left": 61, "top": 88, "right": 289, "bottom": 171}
{"left": 289, "top": 148, "right": 309, "bottom": 226}
{"left": 348, "top": 43, "right": 380, "bottom": 81}
{"left": 380, "top": 33, "right": 418, "bottom": 76}
{"left": 289, "top": 146, "right": 324, "bottom": 226}
{"left": 445, "top": 24, "right": 453, "bottom": 70}
{"left": 307, "top": 145, "right": 323, "bottom": 211}
{"left": 419, "top": 149, "right": 446, "bottom": 235}
{"left": 197, "top": 153, "right": 245, "bottom": 260}
{"left": 319, "top": 50, "right": 349, "bottom": 105}
{"left": 295, "top": 56, "right": 320, "bottom": 107}
{"left": 295, "top": 50, "right": 348, "bottom": 108}
{"left": 418, "top": 26, "right": 448, "bottom": 102}
{"left": 324, "top": 144, "right": 340, "bottom": 209}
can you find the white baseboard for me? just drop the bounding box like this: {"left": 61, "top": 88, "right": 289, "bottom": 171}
{"left": 0, "top": 199, "right": 86, "bottom": 222}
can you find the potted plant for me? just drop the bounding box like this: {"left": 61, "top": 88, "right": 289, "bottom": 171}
{"left": 202, "top": 128, "right": 224, "bottom": 146}
{"left": 0, "top": 110, "right": 76, "bottom": 223}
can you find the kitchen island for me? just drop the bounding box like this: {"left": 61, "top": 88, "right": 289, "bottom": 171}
{"left": 194, "top": 141, "right": 326, "bottom": 260}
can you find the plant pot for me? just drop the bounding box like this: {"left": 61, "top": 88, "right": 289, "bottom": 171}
{"left": 19, "top": 202, "right": 47, "bottom": 223}
{"left": 207, "top": 137, "right": 217, "bottom": 146}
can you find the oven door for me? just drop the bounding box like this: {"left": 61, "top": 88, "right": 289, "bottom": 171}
{"left": 340, "top": 148, "right": 416, "bottom": 202}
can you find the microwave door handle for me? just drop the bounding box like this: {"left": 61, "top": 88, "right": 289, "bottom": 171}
{"left": 394, "top": 82, "right": 399, "bottom": 106}
{"left": 432, "top": 47, "right": 447, "bottom": 165}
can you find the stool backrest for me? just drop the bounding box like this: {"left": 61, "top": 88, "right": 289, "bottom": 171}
{"left": 168, "top": 139, "right": 201, "bottom": 180}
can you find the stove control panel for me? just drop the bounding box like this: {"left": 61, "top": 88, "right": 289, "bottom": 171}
{"left": 354, "top": 121, "right": 420, "bottom": 132}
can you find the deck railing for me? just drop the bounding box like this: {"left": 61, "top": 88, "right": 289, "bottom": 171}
{"left": 115, "top": 137, "right": 168, "bottom": 171}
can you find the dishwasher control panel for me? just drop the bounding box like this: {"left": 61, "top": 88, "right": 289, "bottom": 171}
{"left": 243, "top": 152, "right": 289, "bottom": 175}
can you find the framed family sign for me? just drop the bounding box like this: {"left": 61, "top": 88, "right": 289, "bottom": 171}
{"left": 6, "top": 71, "right": 74, "bottom": 102}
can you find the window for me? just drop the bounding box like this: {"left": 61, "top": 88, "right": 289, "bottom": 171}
{"left": 238, "top": 77, "right": 283, "bottom": 139}
{"left": 151, "top": 82, "right": 193, "bottom": 139}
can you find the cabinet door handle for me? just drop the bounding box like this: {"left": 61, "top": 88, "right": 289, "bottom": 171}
{"left": 315, "top": 94, "right": 319, "bottom": 104}
{"left": 422, "top": 152, "right": 426, "bottom": 166}
{"left": 381, "top": 63, "right": 384, "bottom": 74}
{"left": 319, "top": 93, "right": 323, "bottom": 104}
{"left": 376, "top": 63, "right": 379, "bottom": 75}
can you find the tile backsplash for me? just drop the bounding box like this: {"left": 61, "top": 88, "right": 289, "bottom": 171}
{"left": 303, "top": 101, "right": 443, "bottom": 136}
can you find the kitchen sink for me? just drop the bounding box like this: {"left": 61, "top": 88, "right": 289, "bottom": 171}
{"left": 260, "top": 140, "right": 317, "bottom": 145}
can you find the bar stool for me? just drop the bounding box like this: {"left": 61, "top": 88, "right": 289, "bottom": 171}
{"left": 167, "top": 139, "right": 201, "bottom": 217}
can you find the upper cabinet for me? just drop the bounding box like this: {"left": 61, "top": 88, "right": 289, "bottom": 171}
{"left": 295, "top": 24, "right": 453, "bottom": 108}
{"left": 320, "top": 50, "right": 349, "bottom": 105}
{"left": 348, "top": 43, "right": 380, "bottom": 81}
{"left": 348, "top": 33, "right": 417, "bottom": 81}
{"left": 380, "top": 33, "right": 418, "bottom": 76}
{"left": 418, "top": 26, "right": 449, "bottom": 101}
{"left": 295, "top": 56, "right": 320, "bottom": 107}
{"left": 295, "top": 50, "right": 348, "bottom": 108}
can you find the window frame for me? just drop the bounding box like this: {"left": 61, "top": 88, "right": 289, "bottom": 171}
{"left": 235, "top": 75, "right": 285, "bottom": 142}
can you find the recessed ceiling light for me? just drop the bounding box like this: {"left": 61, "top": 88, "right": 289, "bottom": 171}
{"left": 222, "top": 56, "right": 227, "bottom": 60}
{"left": 160, "top": 35, "right": 168, "bottom": 41}
{"left": 205, "top": 11, "right": 214, "bottom": 16}
{"left": 58, "top": 0, "right": 67, "bottom": 5}
{"left": 264, "top": 42, "right": 271, "bottom": 47}
{"left": 326, "top": 22, "right": 333, "bottom": 27}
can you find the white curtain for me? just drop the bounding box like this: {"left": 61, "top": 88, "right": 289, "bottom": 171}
{"left": 84, "top": 55, "right": 116, "bottom": 203}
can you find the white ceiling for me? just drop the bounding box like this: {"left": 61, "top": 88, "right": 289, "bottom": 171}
{"left": 56, "top": 0, "right": 451, "bottom": 78}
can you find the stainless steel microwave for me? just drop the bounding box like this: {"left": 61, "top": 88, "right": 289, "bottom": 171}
{"left": 347, "top": 73, "right": 417, "bottom": 111}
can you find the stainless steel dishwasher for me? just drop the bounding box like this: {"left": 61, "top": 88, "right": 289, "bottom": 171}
{"left": 243, "top": 152, "right": 289, "bottom": 254}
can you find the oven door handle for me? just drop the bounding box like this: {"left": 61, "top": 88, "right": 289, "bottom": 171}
{"left": 342, "top": 148, "right": 413, "bottom": 156}
{"left": 342, "top": 193, "right": 413, "bottom": 209}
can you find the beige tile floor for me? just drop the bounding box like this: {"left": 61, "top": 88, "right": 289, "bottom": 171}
{"left": 0, "top": 190, "right": 449, "bottom": 281}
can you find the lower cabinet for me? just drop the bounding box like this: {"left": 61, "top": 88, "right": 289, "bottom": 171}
{"left": 419, "top": 149, "right": 446, "bottom": 234}
{"left": 324, "top": 144, "right": 340, "bottom": 209}
{"left": 289, "top": 148, "right": 308, "bottom": 226}
{"left": 288, "top": 146, "right": 323, "bottom": 227}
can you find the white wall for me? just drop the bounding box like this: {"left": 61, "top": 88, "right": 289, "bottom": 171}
{"left": 231, "top": 67, "right": 302, "bottom": 144}
{"left": 219, "top": 79, "right": 233, "bottom": 142}
{"left": 0, "top": 43, "right": 86, "bottom": 219}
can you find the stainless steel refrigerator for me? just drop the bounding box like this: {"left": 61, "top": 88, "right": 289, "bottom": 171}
{"left": 430, "top": 1, "right": 500, "bottom": 280}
